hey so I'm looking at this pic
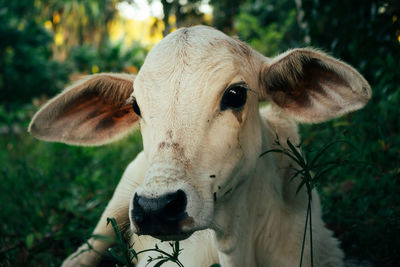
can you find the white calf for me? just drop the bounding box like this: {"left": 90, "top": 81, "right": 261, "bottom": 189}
{"left": 29, "top": 26, "right": 371, "bottom": 267}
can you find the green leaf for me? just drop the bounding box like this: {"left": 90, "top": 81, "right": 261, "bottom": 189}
{"left": 108, "top": 247, "right": 126, "bottom": 264}
{"left": 107, "top": 217, "right": 124, "bottom": 245}
{"left": 154, "top": 259, "right": 170, "bottom": 267}
{"left": 259, "top": 149, "right": 284, "bottom": 157}
{"left": 289, "top": 168, "right": 305, "bottom": 182}
{"left": 173, "top": 241, "right": 180, "bottom": 258}
{"left": 296, "top": 179, "right": 307, "bottom": 195}
{"left": 25, "top": 233, "right": 35, "bottom": 249}
{"left": 91, "top": 234, "right": 115, "bottom": 243}
{"left": 129, "top": 248, "right": 138, "bottom": 260}
{"left": 286, "top": 139, "right": 306, "bottom": 167}
{"left": 260, "top": 148, "right": 304, "bottom": 167}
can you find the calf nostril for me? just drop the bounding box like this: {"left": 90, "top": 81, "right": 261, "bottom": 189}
{"left": 163, "top": 190, "right": 187, "bottom": 221}
{"left": 132, "top": 193, "right": 144, "bottom": 223}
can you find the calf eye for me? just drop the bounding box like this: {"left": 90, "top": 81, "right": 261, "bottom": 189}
{"left": 132, "top": 99, "right": 141, "bottom": 117}
{"left": 221, "top": 83, "right": 248, "bottom": 110}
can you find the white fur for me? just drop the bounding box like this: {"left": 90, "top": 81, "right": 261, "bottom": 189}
{"left": 29, "top": 26, "right": 372, "bottom": 267}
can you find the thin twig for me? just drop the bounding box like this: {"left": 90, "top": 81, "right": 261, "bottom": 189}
{"left": 308, "top": 200, "right": 314, "bottom": 267}
{"left": 299, "top": 201, "right": 310, "bottom": 267}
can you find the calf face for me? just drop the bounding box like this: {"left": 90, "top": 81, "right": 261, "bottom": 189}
{"left": 127, "top": 28, "right": 265, "bottom": 240}
{"left": 29, "top": 26, "right": 371, "bottom": 241}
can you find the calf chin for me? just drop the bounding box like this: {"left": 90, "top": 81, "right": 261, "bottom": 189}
{"left": 151, "top": 232, "right": 194, "bottom": 242}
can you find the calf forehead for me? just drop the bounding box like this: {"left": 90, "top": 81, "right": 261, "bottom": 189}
{"left": 145, "top": 26, "right": 250, "bottom": 67}
{"left": 134, "top": 27, "right": 253, "bottom": 126}
{"left": 136, "top": 26, "right": 252, "bottom": 93}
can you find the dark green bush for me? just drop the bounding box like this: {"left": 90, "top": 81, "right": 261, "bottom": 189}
{"left": 0, "top": 0, "right": 71, "bottom": 105}
{"left": 299, "top": 1, "right": 400, "bottom": 265}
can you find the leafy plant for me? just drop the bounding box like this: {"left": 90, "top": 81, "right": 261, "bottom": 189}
{"left": 106, "top": 217, "right": 136, "bottom": 267}
{"left": 260, "top": 138, "right": 361, "bottom": 267}
{"left": 106, "top": 217, "right": 184, "bottom": 267}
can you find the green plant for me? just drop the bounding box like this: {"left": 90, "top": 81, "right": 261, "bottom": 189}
{"left": 261, "top": 138, "right": 362, "bottom": 267}
{"left": 105, "top": 217, "right": 184, "bottom": 267}
{"left": 235, "top": 0, "right": 304, "bottom": 56}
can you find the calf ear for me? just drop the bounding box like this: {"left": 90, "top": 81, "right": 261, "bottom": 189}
{"left": 261, "top": 48, "right": 372, "bottom": 123}
{"left": 29, "top": 73, "right": 139, "bottom": 146}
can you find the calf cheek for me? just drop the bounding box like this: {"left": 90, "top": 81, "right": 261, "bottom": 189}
{"left": 240, "top": 111, "right": 263, "bottom": 174}
{"left": 208, "top": 112, "right": 262, "bottom": 201}
{"left": 202, "top": 121, "right": 244, "bottom": 197}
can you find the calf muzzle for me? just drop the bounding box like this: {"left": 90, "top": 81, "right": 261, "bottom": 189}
{"left": 131, "top": 190, "right": 190, "bottom": 239}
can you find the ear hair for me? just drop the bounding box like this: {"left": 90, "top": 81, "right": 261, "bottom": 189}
{"left": 65, "top": 73, "right": 135, "bottom": 106}
{"left": 261, "top": 48, "right": 371, "bottom": 123}
{"left": 29, "top": 73, "right": 139, "bottom": 146}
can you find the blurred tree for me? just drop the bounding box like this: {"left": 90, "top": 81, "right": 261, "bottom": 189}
{"left": 67, "top": 39, "right": 147, "bottom": 74}
{"left": 301, "top": 0, "right": 400, "bottom": 87}
{"left": 234, "top": 0, "right": 305, "bottom": 56}
{"left": 0, "top": 0, "right": 146, "bottom": 105}
{"left": 37, "top": 0, "right": 128, "bottom": 59}
{"left": 147, "top": 0, "right": 206, "bottom": 36}
{"left": 0, "top": 0, "right": 70, "bottom": 105}
{"left": 210, "top": 0, "right": 245, "bottom": 33}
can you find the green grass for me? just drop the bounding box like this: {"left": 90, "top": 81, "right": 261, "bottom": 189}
{"left": 0, "top": 104, "right": 143, "bottom": 266}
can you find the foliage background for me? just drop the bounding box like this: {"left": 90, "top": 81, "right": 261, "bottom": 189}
{"left": 0, "top": 0, "right": 399, "bottom": 266}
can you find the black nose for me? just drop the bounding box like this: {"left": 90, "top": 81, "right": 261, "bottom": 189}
{"left": 132, "top": 190, "right": 187, "bottom": 235}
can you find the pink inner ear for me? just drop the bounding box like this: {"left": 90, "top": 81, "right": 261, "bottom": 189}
{"left": 267, "top": 59, "right": 350, "bottom": 111}
{"left": 53, "top": 92, "right": 139, "bottom": 144}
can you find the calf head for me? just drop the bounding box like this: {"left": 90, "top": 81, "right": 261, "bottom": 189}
{"left": 29, "top": 26, "right": 371, "bottom": 241}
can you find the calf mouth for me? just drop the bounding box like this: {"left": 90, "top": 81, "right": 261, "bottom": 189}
{"left": 133, "top": 216, "right": 196, "bottom": 241}
{"left": 151, "top": 231, "right": 194, "bottom": 241}
{"left": 134, "top": 221, "right": 195, "bottom": 241}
